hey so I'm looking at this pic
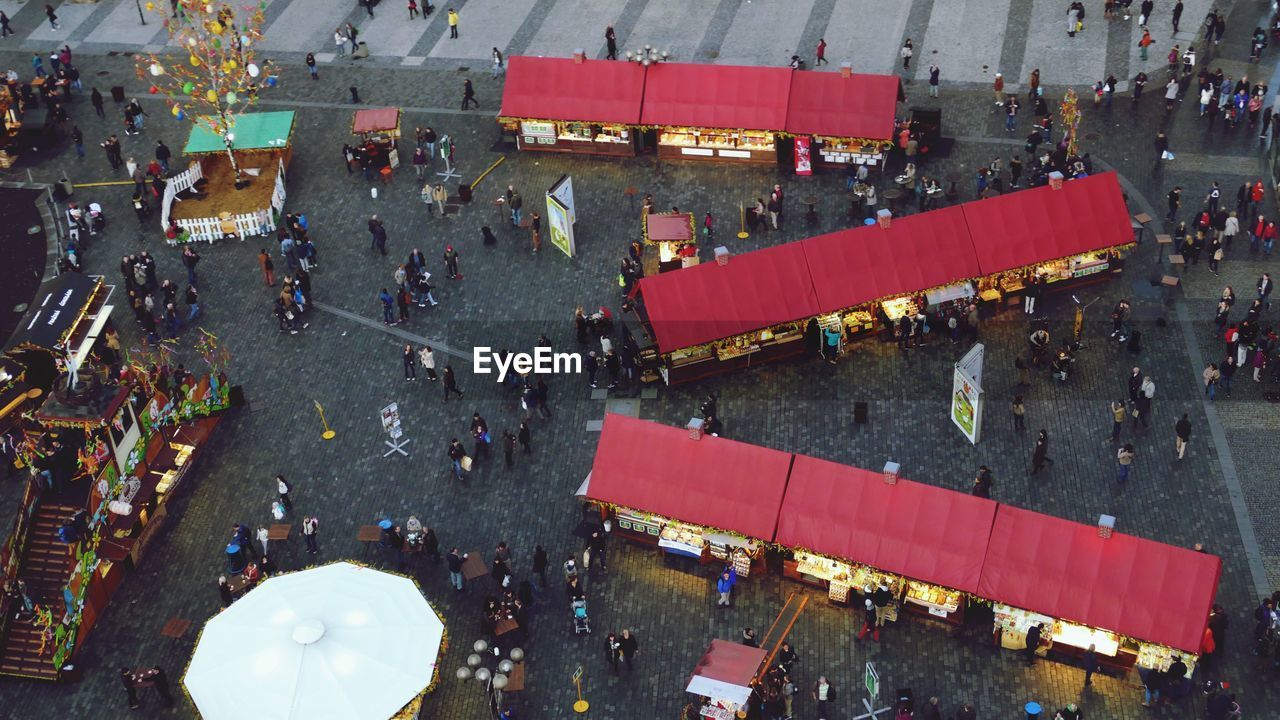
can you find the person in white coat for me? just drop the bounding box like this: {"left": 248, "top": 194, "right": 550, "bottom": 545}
{"left": 419, "top": 345, "right": 438, "bottom": 381}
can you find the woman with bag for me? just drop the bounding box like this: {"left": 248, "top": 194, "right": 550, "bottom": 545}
{"left": 470, "top": 412, "right": 490, "bottom": 461}
{"left": 419, "top": 345, "right": 438, "bottom": 381}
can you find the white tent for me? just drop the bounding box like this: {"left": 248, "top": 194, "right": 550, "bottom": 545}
{"left": 184, "top": 562, "right": 445, "bottom": 720}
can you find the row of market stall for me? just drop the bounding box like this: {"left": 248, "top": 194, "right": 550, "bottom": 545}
{"left": 583, "top": 414, "right": 1220, "bottom": 675}
{"left": 634, "top": 171, "right": 1135, "bottom": 384}
{"left": 498, "top": 55, "right": 905, "bottom": 170}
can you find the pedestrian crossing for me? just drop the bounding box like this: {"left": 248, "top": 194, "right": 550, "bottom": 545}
{"left": 0, "top": 0, "right": 1218, "bottom": 87}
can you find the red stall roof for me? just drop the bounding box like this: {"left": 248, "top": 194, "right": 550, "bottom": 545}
{"left": 646, "top": 212, "right": 694, "bottom": 243}
{"left": 641, "top": 62, "right": 792, "bottom": 131}
{"left": 785, "top": 72, "right": 902, "bottom": 140}
{"left": 352, "top": 107, "right": 400, "bottom": 134}
{"left": 586, "top": 414, "right": 794, "bottom": 541}
{"left": 776, "top": 455, "right": 997, "bottom": 594}
{"left": 979, "top": 505, "right": 1221, "bottom": 653}
{"left": 499, "top": 56, "right": 646, "bottom": 125}
{"left": 638, "top": 242, "right": 820, "bottom": 352}
{"left": 962, "top": 172, "right": 1134, "bottom": 275}
{"left": 800, "top": 205, "right": 980, "bottom": 312}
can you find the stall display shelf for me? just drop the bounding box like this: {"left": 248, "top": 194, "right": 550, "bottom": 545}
{"left": 904, "top": 581, "right": 961, "bottom": 614}
{"left": 881, "top": 297, "right": 917, "bottom": 321}
{"left": 659, "top": 523, "right": 705, "bottom": 557}
{"left": 1137, "top": 643, "right": 1197, "bottom": 674}
{"left": 829, "top": 580, "right": 851, "bottom": 604}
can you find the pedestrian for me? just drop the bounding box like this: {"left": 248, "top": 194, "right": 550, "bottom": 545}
{"left": 91, "top": 87, "right": 105, "bottom": 118}
{"left": 256, "top": 525, "right": 270, "bottom": 556}
{"left": 461, "top": 78, "right": 478, "bottom": 110}
{"left": 972, "top": 466, "right": 993, "bottom": 498}
{"left": 443, "top": 245, "right": 461, "bottom": 279}
{"left": 741, "top": 627, "right": 758, "bottom": 647}
{"left": 302, "top": 515, "right": 319, "bottom": 554}
{"left": 70, "top": 126, "right": 85, "bottom": 158}
{"left": 1219, "top": 355, "right": 1237, "bottom": 397}
{"left": 587, "top": 528, "right": 607, "bottom": 573}
{"left": 812, "top": 676, "right": 836, "bottom": 720}
{"left": 1135, "top": 375, "right": 1155, "bottom": 427}
{"left": 1005, "top": 95, "right": 1019, "bottom": 132}
{"left": 1203, "top": 362, "right": 1220, "bottom": 400}
{"left": 306, "top": 53, "right": 317, "bottom": 80}
{"left": 1011, "top": 394, "right": 1026, "bottom": 430}
{"left": 0, "top": 11, "right": 11, "bottom": 37}
{"left": 619, "top": 629, "right": 638, "bottom": 672}
{"left": 856, "top": 597, "right": 877, "bottom": 640}
{"left": 368, "top": 215, "right": 387, "bottom": 255}
{"left": 530, "top": 211, "right": 542, "bottom": 252}
{"left": 402, "top": 344, "right": 417, "bottom": 380}
{"left": 517, "top": 420, "right": 532, "bottom": 454}
{"left": 532, "top": 544, "right": 549, "bottom": 589}
{"left": 1029, "top": 429, "right": 1052, "bottom": 474}
{"left": 218, "top": 575, "right": 234, "bottom": 607}
{"left": 378, "top": 288, "right": 395, "bottom": 325}
{"left": 1175, "top": 413, "right": 1192, "bottom": 460}
{"left": 814, "top": 37, "right": 829, "bottom": 66}
{"left": 442, "top": 365, "right": 464, "bottom": 402}
{"left": 361, "top": 0, "right": 374, "bottom": 17}
{"left": 432, "top": 183, "right": 448, "bottom": 216}
{"left": 1025, "top": 622, "right": 1043, "bottom": 664}
{"left": 349, "top": 85, "right": 360, "bottom": 104}
{"left": 334, "top": 27, "right": 348, "bottom": 57}
{"left": 715, "top": 568, "right": 736, "bottom": 608}
{"left": 491, "top": 47, "right": 504, "bottom": 78}
{"left": 258, "top": 248, "right": 275, "bottom": 286}
{"left": 1258, "top": 272, "right": 1273, "bottom": 308}
{"left": 447, "top": 548, "right": 464, "bottom": 591}
{"left": 501, "top": 429, "right": 515, "bottom": 468}
{"left": 900, "top": 39, "right": 913, "bottom": 71}
{"left": 605, "top": 632, "right": 622, "bottom": 674}
{"left": 44, "top": 4, "right": 59, "bottom": 30}
{"left": 1138, "top": 28, "right": 1153, "bottom": 61}
{"left": 1172, "top": 0, "right": 1183, "bottom": 33}
{"left": 1116, "top": 443, "right": 1135, "bottom": 482}
{"left": 470, "top": 412, "right": 490, "bottom": 461}
{"left": 419, "top": 345, "right": 438, "bottom": 381}
{"left": 927, "top": 63, "right": 940, "bottom": 97}
{"left": 1083, "top": 644, "right": 1098, "bottom": 687}
{"left": 1109, "top": 399, "right": 1126, "bottom": 441}
{"left": 447, "top": 8, "right": 459, "bottom": 38}
{"left": 408, "top": 0, "right": 418, "bottom": 19}
{"left": 120, "top": 667, "right": 139, "bottom": 709}
{"left": 605, "top": 25, "right": 617, "bottom": 60}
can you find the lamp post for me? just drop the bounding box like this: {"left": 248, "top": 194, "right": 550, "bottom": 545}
{"left": 624, "top": 46, "right": 670, "bottom": 66}
{"left": 135, "top": 0, "right": 147, "bottom": 25}
{"left": 456, "top": 639, "right": 525, "bottom": 719}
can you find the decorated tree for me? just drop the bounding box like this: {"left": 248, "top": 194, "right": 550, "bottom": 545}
{"left": 1059, "top": 88, "right": 1081, "bottom": 158}
{"left": 136, "top": 0, "right": 276, "bottom": 178}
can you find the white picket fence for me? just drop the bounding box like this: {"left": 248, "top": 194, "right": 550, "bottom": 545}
{"left": 160, "top": 157, "right": 287, "bottom": 245}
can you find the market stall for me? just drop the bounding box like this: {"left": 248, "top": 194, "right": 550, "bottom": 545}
{"left": 352, "top": 107, "right": 402, "bottom": 172}
{"left": 775, "top": 455, "right": 995, "bottom": 620}
{"left": 498, "top": 55, "right": 644, "bottom": 157}
{"left": 184, "top": 562, "right": 446, "bottom": 720}
{"left": 799, "top": 205, "right": 980, "bottom": 348}
{"left": 963, "top": 171, "right": 1134, "bottom": 304}
{"left": 785, "top": 69, "right": 902, "bottom": 171}
{"left": 686, "top": 639, "right": 767, "bottom": 720}
{"left": 642, "top": 211, "right": 697, "bottom": 275}
{"left": 641, "top": 63, "right": 791, "bottom": 164}
{"left": 163, "top": 110, "right": 295, "bottom": 244}
{"left": 636, "top": 243, "right": 820, "bottom": 385}
{"left": 978, "top": 505, "right": 1220, "bottom": 672}
{"left": 584, "top": 413, "right": 792, "bottom": 573}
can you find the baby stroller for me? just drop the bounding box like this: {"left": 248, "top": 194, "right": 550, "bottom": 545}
{"left": 571, "top": 599, "right": 591, "bottom": 634}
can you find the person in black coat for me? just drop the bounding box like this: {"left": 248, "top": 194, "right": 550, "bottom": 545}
{"left": 1025, "top": 622, "right": 1043, "bottom": 664}
{"left": 619, "top": 629, "right": 639, "bottom": 672}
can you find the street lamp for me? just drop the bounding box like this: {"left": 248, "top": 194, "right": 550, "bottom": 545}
{"left": 456, "top": 639, "right": 525, "bottom": 718}
{"left": 625, "top": 45, "right": 670, "bottom": 66}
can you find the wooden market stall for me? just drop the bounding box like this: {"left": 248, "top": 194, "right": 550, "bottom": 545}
{"left": 498, "top": 55, "right": 645, "bottom": 156}
{"left": 352, "top": 107, "right": 401, "bottom": 173}
{"left": 582, "top": 413, "right": 791, "bottom": 575}
{"left": 162, "top": 110, "right": 295, "bottom": 244}
{"left": 642, "top": 211, "right": 697, "bottom": 275}
{"left": 641, "top": 63, "right": 791, "bottom": 164}
{"left": 785, "top": 68, "right": 903, "bottom": 172}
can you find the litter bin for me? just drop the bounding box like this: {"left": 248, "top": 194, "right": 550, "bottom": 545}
{"left": 54, "top": 176, "right": 74, "bottom": 202}
{"left": 457, "top": 181, "right": 473, "bottom": 203}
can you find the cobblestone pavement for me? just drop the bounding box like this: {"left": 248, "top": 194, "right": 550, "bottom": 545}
{"left": 3, "top": 0, "right": 1280, "bottom": 718}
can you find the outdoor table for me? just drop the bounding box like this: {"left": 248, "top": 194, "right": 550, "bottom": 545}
{"left": 357, "top": 525, "right": 382, "bottom": 559}
{"left": 268, "top": 524, "right": 292, "bottom": 542}
{"left": 226, "top": 574, "right": 250, "bottom": 595}
{"left": 883, "top": 188, "right": 904, "bottom": 212}
{"left": 1155, "top": 234, "right": 1172, "bottom": 263}
{"left": 160, "top": 618, "right": 192, "bottom": 639}
{"left": 461, "top": 550, "right": 488, "bottom": 581}
{"left": 803, "top": 196, "right": 819, "bottom": 226}
{"left": 504, "top": 662, "right": 526, "bottom": 692}
{"left": 1168, "top": 254, "right": 1185, "bottom": 275}
{"left": 494, "top": 617, "right": 520, "bottom": 636}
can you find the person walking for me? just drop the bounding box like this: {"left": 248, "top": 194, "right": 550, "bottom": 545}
{"left": 1109, "top": 399, "right": 1126, "bottom": 442}
{"left": 442, "top": 365, "right": 464, "bottom": 402}
{"left": 501, "top": 429, "right": 515, "bottom": 468}
{"left": 447, "top": 8, "right": 459, "bottom": 38}
{"left": 532, "top": 544, "right": 549, "bottom": 589}
{"left": 619, "top": 629, "right": 639, "bottom": 672}
{"left": 1083, "top": 644, "right": 1098, "bottom": 687}
{"left": 1011, "top": 394, "right": 1026, "bottom": 431}
{"left": 302, "top": 515, "right": 319, "bottom": 554}
{"left": 928, "top": 63, "right": 940, "bottom": 97}
{"left": 461, "top": 79, "right": 478, "bottom": 110}
{"left": 1174, "top": 413, "right": 1192, "bottom": 460}
{"left": 258, "top": 249, "right": 275, "bottom": 286}
{"left": 491, "top": 47, "right": 504, "bottom": 78}
{"left": 443, "top": 245, "right": 461, "bottom": 279}
{"left": 1172, "top": 0, "right": 1183, "bottom": 32}
{"left": 44, "top": 4, "right": 59, "bottom": 30}
{"left": 972, "top": 466, "right": 993, "bottom": 498}
{"left": 1005, "top": 95, "right": 1019, "bottom": 132}
{"left": 419, "top": 345, "right": 438, "bottom": 381}
{"left": 447, "top": 438, "right": 467, "bottom": 480}
{"left": 715, "top": 568, "right": 736, "bottom": 608}
{"left": 275, "top": 474, "right": 292, "bottom": 510}
{"left": 812, "top": 676, "right": 836, "bottom": 720}
{"left": 605, "top": 25, "right": 617, "bottom": 60}
{"left": 993, "top": 73, "right": 1005, "bottom": 105}
{"left": 1203, "top": 362, "right": 1220, "bottom": 400}
{"left": 605, "top": 632, "right": 622, "bottom": 675}
{"left": 0, "top": 11, "right": 12, "bottom": 38}
{"left": 1258, "top": 272, "right": 1273, "bottom": 309}
{"left": 517, "top": 420, "right": 532, "bottom": 454}
{"left": 120, "top": 668, "right": 140, "bottom": 709}
{"left": 815, "top": 37, "right": 828, "bottom": 66}
{"left": 1166, "top": 186, "right": 1182, "bottom": 222}
{"left": 1029, "top": 429, "right": 1052, "bottom": 474}
{"left": 408, "top": 0, "right": 419, "bottom": 19}
{"left": 1116, "top": 443, "right": 1135, "bottom": 482}
{"left": 900, "top": 39, "right": 913, "bottom": 71}
{"left": 447, "top": 548, "right": 464, "bottom": 591}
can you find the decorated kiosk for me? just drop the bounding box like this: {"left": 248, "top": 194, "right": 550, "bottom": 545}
{"left": 161, "top": 110, "right": 294, "bottom": 245}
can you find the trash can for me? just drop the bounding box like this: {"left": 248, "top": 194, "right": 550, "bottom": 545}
{"left": 457, "top": 182, "right": 473, "bottom": 203}
{"left": 110, "top": 86, "right": 125, "bottom": 103}
{"left": 1024, "top": 701, "right": 1041, "bottom": 720}
{"left": 54, "top": 176, "right": 73, "bottom": 201}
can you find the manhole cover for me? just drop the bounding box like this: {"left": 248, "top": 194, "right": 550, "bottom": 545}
{"left": 457, "top": 66, "right": 470, "bottom": 72}
{"left": 96, "top": 70, "right": 111, "bottom": 76}
{"left": 13, "top": 303, "right": 28, "bottom": 314}
{"left": 27, "top": 226, "right": 41, "bottom": 235}
{"left": 1084, "top": 132, "right": 1101, "bottom": 141}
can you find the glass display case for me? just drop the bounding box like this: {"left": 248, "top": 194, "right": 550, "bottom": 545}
{"left": 658, "top": 520, "right": 706, "bottom": 557}
{"left": 881, "top": 296, "right": 918, "bottom": 321}
{"left": 515, "top": 120, "right": 635, "bottom": 156}
{"left": 815, "top": 136, "right": 887, "bottom": 167}
{"left": 658, "top": 128, "right": 777, "bottom": 162}
{"left": 1137, "top": 643, "right": 1197, "bottom": 675}
{"left": 903, "top": 580, "right": 962, "bottom": 615}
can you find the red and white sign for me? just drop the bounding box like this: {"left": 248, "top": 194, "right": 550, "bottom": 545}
{"left": 793, "top": 136, "right": 812, "bottom": 176}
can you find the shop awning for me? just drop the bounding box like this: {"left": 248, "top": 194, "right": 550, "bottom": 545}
{"left": 962, "top": 171, "right": 1134, "bottom": 275}
{"left": 978, "top": 505, "right": 1221, "bottom": 653}
{"left": 352, "top": 107, "right": 400, "bottom": 134}
{"left": 586, "top": 414, "right": 793, "bottom": 541}
{"left": 183, "top": 111, "right": 296, "bottom": 154}
{"left": 638, "top": 242, "right": 820, "bottom": 352}
{"left": 641, "top": 63, "right": 791, "bottom": 131}
{"left": 499, "top": 56, "right": 646, "bottom": 125}
{"left": 800, "top": 205, "right": 980, "bottom": 312}
{"left": 785, "top": 72, "right": 903, "bottom": 140}
{"left": 776, "top": 455, "right": 997, "bottom": 594}
{"left": 5, "top": 273, "right": 102, "bottom": 353}
{"left": 686, "top": 639, "right": 767, "bottom": 706}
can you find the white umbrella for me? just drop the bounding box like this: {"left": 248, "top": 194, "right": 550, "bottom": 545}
{"left": 184, "top": 562, "right": 444, "bottom": 720}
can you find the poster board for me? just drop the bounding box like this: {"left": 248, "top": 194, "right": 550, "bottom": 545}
{"left": 546, "top": 194, "right": 576, "bottom": 258}
{"left": 950, "top": 344, "right": 984, "bottom": 444}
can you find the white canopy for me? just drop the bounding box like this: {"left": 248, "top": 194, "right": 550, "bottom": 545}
{"left": 184, "top": 562, "right": 445, "bottom": 720}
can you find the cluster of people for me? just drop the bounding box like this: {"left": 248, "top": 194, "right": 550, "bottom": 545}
{"left": 1192, "top": 67, "right": 1270, "bottom": 131}
{"left": 1207, "top": 276, "right": 1276, "bottom": 398}
{"left": 444, "top": 403, "right": 535, "bottom": 479}
{"left": 119, "top": 252, "right": 201, "bottom": 342}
